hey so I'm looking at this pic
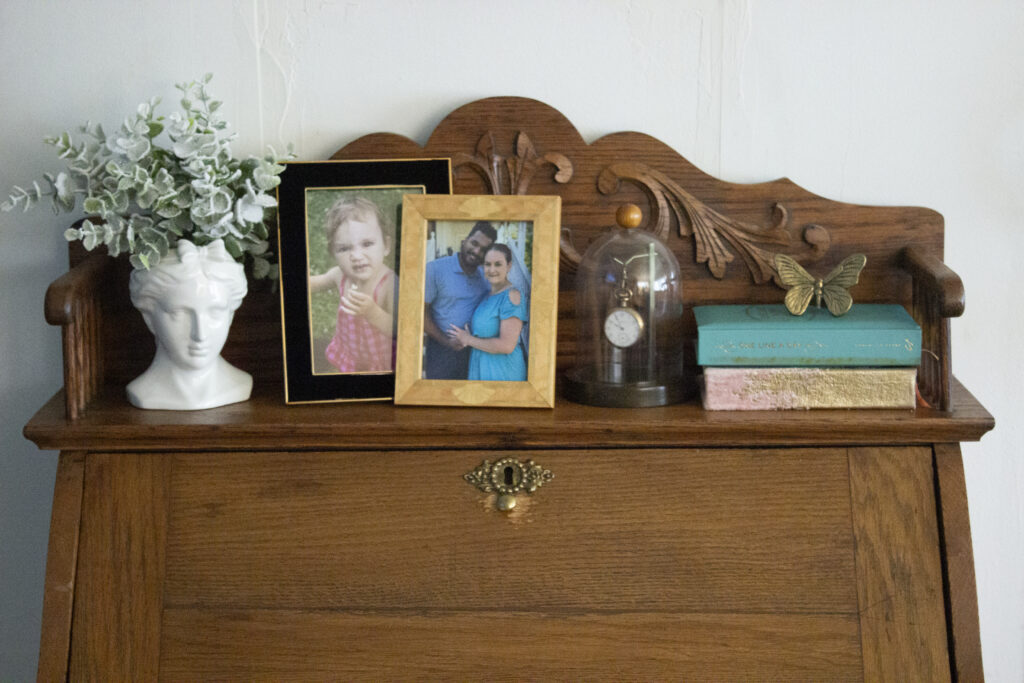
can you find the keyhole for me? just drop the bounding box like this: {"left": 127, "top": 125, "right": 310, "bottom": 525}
{"left": 503, "top": 465, "right": 514, "bottom": 486}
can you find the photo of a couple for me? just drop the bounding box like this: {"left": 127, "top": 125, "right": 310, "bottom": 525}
{"left": 422, "top": 219, "right": 532, "bottom": 382}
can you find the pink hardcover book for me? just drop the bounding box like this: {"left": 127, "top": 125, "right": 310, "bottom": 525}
{"left": 701, "top": 367, "right": 917, "bottom": 411}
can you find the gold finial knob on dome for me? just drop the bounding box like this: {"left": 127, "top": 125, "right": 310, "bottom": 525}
{"left": 616, "top": 204, "right": 643, "bottom": 229}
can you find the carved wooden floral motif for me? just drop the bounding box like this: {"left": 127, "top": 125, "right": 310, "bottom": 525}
{"left": 596, "top": 162, "right": 833, "bottom": 284}
{"left": 453, "top": 132, "right": 573, "bottom": 196}
{"left": 449, "top": 129, "right": 835, "bottom": 285}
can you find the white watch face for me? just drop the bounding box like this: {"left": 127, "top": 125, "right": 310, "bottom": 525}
{"left": 604, "top": 308, "right": 644, "bottom": 348}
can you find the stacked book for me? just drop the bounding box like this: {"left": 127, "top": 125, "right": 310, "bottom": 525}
{"left": 694, "top": 304, "right": 922, "bottom": 410}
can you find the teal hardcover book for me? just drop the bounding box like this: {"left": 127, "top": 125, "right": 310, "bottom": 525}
{"left": 695, "top": 304, "right": 921, "bottom": 367}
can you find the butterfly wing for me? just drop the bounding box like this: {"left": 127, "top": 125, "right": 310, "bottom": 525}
{"left": 822, "top": 284, "right": 854, "bottom": 316}
{"left": 784, "top": 285, "right": 816, "bottom": 316}
{"left": 775, "top": 254, "right": 816, "bottom": 315}
{"left": 821, "top": 253, "right": 867, "bottom": 289}
{"left": 774, "top": 253, "right": 814, "bottom": 287}
{"left": 820, "top": 254, "right": 866, "bottom": 316}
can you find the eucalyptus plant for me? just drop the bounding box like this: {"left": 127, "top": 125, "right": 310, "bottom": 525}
{"left": 2, "top": 75, "right": 288, "bottom": 278}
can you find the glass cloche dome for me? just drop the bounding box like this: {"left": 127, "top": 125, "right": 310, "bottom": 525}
{"left": 563, "top": 204, "right": 686, "bottom": 407}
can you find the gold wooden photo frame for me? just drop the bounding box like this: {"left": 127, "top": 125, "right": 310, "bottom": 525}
{"left": 395, "top": 194, "right": 561, "bottom": 407}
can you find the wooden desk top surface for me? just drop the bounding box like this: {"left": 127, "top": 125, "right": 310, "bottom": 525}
{"left": 25, "top": 376, "right": 993, "bottom": 453}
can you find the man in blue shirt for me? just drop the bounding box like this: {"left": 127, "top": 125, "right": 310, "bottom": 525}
{"left": 423, "top": 221, "right": 497, "bottom": 379}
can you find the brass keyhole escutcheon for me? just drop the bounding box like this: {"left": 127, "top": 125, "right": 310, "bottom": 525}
{"left": 464, "top": 457, "right": 553, "bottom": 512}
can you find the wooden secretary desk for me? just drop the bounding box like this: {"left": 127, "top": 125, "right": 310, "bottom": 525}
{"left": 26, "top": 98, "right": 994, "bottom": 681}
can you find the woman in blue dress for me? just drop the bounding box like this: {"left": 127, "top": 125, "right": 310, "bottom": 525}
{"left": 448, "top": 243, "right": 528, "bottom": 381}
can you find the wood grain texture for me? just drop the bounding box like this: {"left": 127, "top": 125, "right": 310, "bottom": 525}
{"left": 901, "top": 246, "right": 965, "bottom": 318}
{"left": 849, "top": 446, "right": 951, "bottom": 681}
{"left": 44, "top": 252, "right": 113, "bottom": 419}
{"left": 24, "top": 377, "right": 994, "bottom": 453}
{"left": 43, "top": 249, "right": 113, "bottom": 326}
{"left": 159, "top": 609, "right": 863, "bottom": 681}
{"left": 36, "top": 451, "right": 85, "bottom": 683}
{"left": 934, "top": 443, "right": 984, "bottom": 681}
{"left": 69, "top": 453, "right": 171, "bottom": 681}
{"left": 164, "top": 449, "right": 856, "bottom": 614}
{"left": 903, "top": 246, "right": 962, "bottom": 410}
{"left": 914, "top": 279, "right": 952, "bottom": 411}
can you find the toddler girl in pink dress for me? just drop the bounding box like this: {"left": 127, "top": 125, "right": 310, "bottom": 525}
{"left": 308, "top": 197, "right": 396, "bottom": 372}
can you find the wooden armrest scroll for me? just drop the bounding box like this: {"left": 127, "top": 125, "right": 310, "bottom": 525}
{"left": 44, "top": 253, "right": 115, "bottom": 420}
{"left": 900, "top": 246, "right": 965, "bottom": 318}
{"left": 899, "top": 246, "right": 963, "bottom": 411}
{"left": 44, "top": 253, "right": 114, "bottom": 325}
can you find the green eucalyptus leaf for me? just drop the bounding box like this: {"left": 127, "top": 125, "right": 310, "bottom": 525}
{"left": 107, "top": 234, "right": 123, "bottom": 257}
{"left": 53, "top": 172, "right": 77, "bottom": 209}
{"left": 251, "top": 255, "right": 271, "bottom": 279}
{"left": 104, "top": 190, "right": 129, "bottom": 215}
{"left": 82, "top": 230, "right": 100, "bottom": 251}
{"left": 222, "top": 235, "right": 243, "bottom": 259}
{"left": 153, "top": 204, "right": 182, "bottom": 219}
{"left": 245, "top": 238, "right": 269, "bottom": 255}
{"left": 169, "top": 213, "right": 191, "bottom": 235}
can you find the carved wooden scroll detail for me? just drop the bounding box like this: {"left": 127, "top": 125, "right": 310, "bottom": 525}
{"left": 453, "top": 132, "right": 573, "bottom": 196}
{"left": 593, "top": 162, "right": 833, "bottom": 283}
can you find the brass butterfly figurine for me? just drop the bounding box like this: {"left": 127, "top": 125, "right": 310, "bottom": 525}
{"left": 774, "top": 253, "right": 867, "bottom": 316}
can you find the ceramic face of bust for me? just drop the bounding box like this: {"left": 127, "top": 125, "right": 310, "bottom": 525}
{"left": 127, "top": 239, "right": 251, "bottom": 411}
{"left": 145, "top": 278, "right": 235, "bottom": 371}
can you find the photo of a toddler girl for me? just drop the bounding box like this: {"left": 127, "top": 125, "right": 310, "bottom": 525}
{"left": 308, "top": 192, "right": 408, "bottom": 374}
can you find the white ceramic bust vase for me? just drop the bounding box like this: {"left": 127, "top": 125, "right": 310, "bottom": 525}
{"left": 126, "top": 239, "right": 253, "bottom": 410}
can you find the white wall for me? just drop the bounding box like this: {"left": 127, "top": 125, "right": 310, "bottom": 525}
{"left": 1, "top": 1, "right": 1019, "bottom": 678}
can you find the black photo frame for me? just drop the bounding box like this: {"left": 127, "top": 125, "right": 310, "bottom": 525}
{"left": 277, "top": 158, "right": 452, "bottom": 403}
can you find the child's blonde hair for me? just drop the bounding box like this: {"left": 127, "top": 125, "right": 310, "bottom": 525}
{"left": 324, "top": 196, "right": 393, "bottom": 249}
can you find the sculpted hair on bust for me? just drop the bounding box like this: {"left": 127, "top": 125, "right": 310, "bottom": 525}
{"left": 129, "top": 240, "right": 248, "bottom": 313}
{"left": 324, "top": 196, "right": 393, "bottom": 248}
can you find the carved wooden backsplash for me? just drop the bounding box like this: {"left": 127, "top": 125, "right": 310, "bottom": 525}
{"left": 333, "top": 96, "right": 944, "bottom": 373}
{"left": 334, "top": 96, "right": 942, "bottom": 295}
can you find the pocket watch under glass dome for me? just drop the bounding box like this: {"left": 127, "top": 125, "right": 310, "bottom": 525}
{"left": 563, "top": 204, "right": 687, "bottom": 407}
